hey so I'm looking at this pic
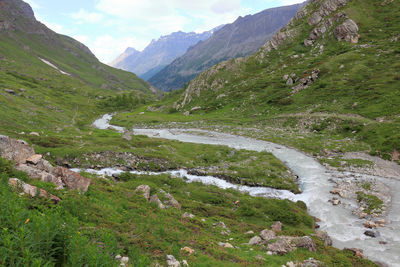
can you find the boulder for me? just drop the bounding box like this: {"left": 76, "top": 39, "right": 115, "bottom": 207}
{"left": 364, "top": 221, "right": 377, "bottom": 229}
{"left": 334, "top": 19, "right": 359, "bottom": 43}
{"left": 300, "top": 258, "right": 324, "bottom": 267}
{"left": 245, "top": 230, "right": 255, "bottom": 235}
{"left": 160, "top": 189, "right": 181, "bottom": 209}
{"left": 149, "top": 194, "right": 165, "bottom": 209}
{"left": 286, "top": 78, "right": 294, "bottom": 86}
{"left": 16, "top": 164, "right": 64, "bottom": 189}
{"left": 166, "top": 255, "right": 181, "bottom": 267}
{"left": 248, "top": 236, "right": 263, "bottom": 245}
{"left": 0, "top": 135, "right": 35, "bottom": 164}
{"left": 344, "top": 248, "right": 364, "bottom": 258}
{"left": 135, "top": 185, "right": 151, "bottom": 200}
{"left": 364, "top": 230, "right": 377, "bottom": 238}
{"left": 267, "top": 237, "right": 295, "bottom": 255}
{"left": 9, "top": 178, "right": 60, "bottom": 203}
{"left": 260, "top": 229, "right": 276, "bottom": 241}
{"left": 308, "top": 0, "right": 349, "bottom": 26}
{"left": 26, "top": 154, "right": 42, "bottom": 165}
{"left": 53, "top": 167, "right": 91, "bottom": 192}
{"left": 315, "top": 230, "right": 332, "bottom": 246}
{"left": 218, "top": 242, "right": 234, "bottom": 248}
{"left": 292, "top": 236, "right": 317, "bottom": 252}
{"left": 271, "top": 221, "right": 283, "bottom": 232}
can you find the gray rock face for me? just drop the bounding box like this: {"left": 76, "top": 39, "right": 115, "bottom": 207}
{"left": 334, "top": 19, "right": 359, "bottom": 43}
{"left": 0, "top": 135, "right": 35, "bottom": 164}
{"left": 308, "top": 0, "right": 349, "bottom": 26}
{"left": 149, "top": 194, "right": 165, "bottom": 209}
{"left": 260, "top": 229, "right": 276, "bottom": 241}
{"left": 150, "top": 3, "right": 303, "bottom": 91}
{"left": 248, "top": 236, "right": 263, "bottom": 245}
{"left": 267, "top": 236, "right": 317, "bottom": 255}
{"left": 15, "top": 163, "right": 64, "bottom": 189}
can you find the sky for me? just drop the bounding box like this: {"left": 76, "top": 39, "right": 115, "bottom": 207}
{"left": 24, "top": 0, "right": 303, "bottom": 64}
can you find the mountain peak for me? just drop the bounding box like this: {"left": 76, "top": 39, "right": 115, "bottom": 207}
{"left": 0, "top": 0, "right": 36, "bottom": 20}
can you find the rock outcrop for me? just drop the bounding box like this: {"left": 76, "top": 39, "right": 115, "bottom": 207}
{"left": 308, "top": 0, "right": 349, "bottom": 26}
{"left": 0, "top": 135, "right": 90, "bottom": 192}
{"left": 268, "top": 236, "right": 317, "bottom": 255}
{"left": 9, "top": 178, "right": 61, "bottom": 203}
{"left": 334, "top": 19, "right": 360, "bottom": 43}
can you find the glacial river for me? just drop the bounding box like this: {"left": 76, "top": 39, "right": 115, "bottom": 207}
{"left": 91, "top": 114, "right": 400, "bottom": 266}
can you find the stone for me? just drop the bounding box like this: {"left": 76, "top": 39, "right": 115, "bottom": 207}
{"left": 122, "top": 132, "right": 132, "bottom": 141}
{"left": 292, "top": 236, "right": 317, "bottom": 252}
{"left": 300, "top": 258, "right": 324, "bottom": 267}
{"left": 315, "top": 230, "right": 332, "bottom": 246}
{"left": 344, "top": 248, "right": 364, "bottom": 258}
{"left": 149, "top": 194, "right": 165, "bottom": 209}
{"left": 183, "top": 111, "right": 190, "bottom": 116}
{"left": 286, "top": 78, "right": 294, "bottom": 86}
{"left": 4, "top": 89, "right": 16, "bottom": 95}
{"left": 334, "top": 19, "right": 360, "bottom": 43}
{"left": 182, "top": 212, "right": 195, "bottom": 219}
{"left": 245, "top": 230, "right": 255, "bottom": 235}
{"left": 166, "top": 255, "right": 181, "bottom": 267}
{"left": 135, "top": 185, "right": 151, "bottom": 200}
{"left": 9, "top": 178, "right": 61, "bottom": 203}
{"left": 0, "top": 135, "right": 35, "bottom": 164}
{"left": 16, "top": 164, "right": 64, "bottom": 189}
{"left": 283, "top": 74, "right": 289, "bottom": 81}
{"left": 180, "top": 246, "right": 194, "bottom": 255}
{"left": 286, "top": 262, "right": 296, "bottom": 267}
{"left": 219, "top": 242, "right": 234, "bottom": 248}
{"left": 191, "top": 106, "right": 201, "bottom": 112}
{"left": 364, "top": 230, "right": 377, "bottom": 238}
{"left": 120, "top": 256, "right": 129, "bottom": 266}
{"left": 160, "top": 189, "right": 181, "bottom": 209}
{"left": 260, "top": 229, "right": 276, "bottom": 241}
{"left": 271, "top": 221, "right": 283, "bottom": 232}
{"left": 248, "top": 236, "right": 263, "bottom": 245}
{"left": 182, "top": 260, "right": 189, "bottom": 266}
{"left": 53, "top": 167, "right": 91, "bottom": 192}
{"left": 364, "top": 221, "right": 377, "bottom": 229}
{"left": 26, "top": 154, "right": 42, "bottom": 165}
{"left": 308, "top": 0, "right": 349, "bottom": 26}
{"left": 267, "top": 237, "right": 295, "bottom": 255}
{"left": 29, "top": 132, "right": 40, "bottom": 136}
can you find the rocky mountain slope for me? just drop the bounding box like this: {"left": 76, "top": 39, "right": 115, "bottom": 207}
{"left": 149, "top": 3, "right": 304, "bottom": 91}
{"left": 169, "top": 0, "right": 400, "bottom": 160}
{"left": 0, "top": 0, "right": 154, "bottom": 135}
{"left": 110, "top": 30, "right": 218, "bottom": 80}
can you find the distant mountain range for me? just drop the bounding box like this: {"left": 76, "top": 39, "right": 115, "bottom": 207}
{"left": 110, "top": 28, "right": 222, "bottom": 81}
{"left": 149, "top": 3, "right": 304, "bottom": 91}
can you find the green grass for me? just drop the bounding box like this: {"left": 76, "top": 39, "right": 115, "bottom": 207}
{"left": 0, "top": 158, "right": 378, "bottom": 266}
{"left": 356, "top": 192, "right": 384, "bottom": 215}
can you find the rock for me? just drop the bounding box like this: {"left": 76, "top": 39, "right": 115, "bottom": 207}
{"left": 315, "top": 230, "right": 332, "bottom": 246}
{"left": 286, "top": 78, "right": 294, "bottom": 86}
{"left": 286, "top": 262, "right": 296, "bottom": 267}
{"left": 166, "top": 255, "right": 181, "bottom": 267}
{"left": 292, "top": 236, "right": 317, "bottom": 252}
{"left": 344, "top": 248, "right": 364, "bottom": 258}
{"left": 4, "top": 89, "right": 16, "bottom": 95}
{"left": 180, "top": 246, "right": 194, "bottom": 255}
{"left": 191, "top": 106, "right": 201, "bottom": 112}
{"left": 248, "top": 236, "right": 263, "bottom": 245}
{"left": 219, "top": 242, "right": 234, "bottom": 248}
{"left": 331, "top": 198, "right": 341, "bottom": 205}
{"left": 135, "top": 185, "right": 151, "bottom": 200}
{"left": 245, "top": 230, "right": 255, "bottom": 235}
{"left": 300, "top": 258, "right": 324, "bottom": 267}
{"left": 283, "top": 74, "right": 289, "bottom": 81}
{"left": 255, "top": 255, "right": 265, "bottom": 261}
{"left": 53, "top": 167, "right": 91, "bottom": 192}
{"left": 182, "top": 212, "right": 195, "bottom": 219}
{"left": 9, "top": 178, "right": 60, "bottom": 203}
{"left": 183, "top": 111, "right": 190, "bottom": 116}
{"left": 364, "top": 221, "right": 377, "bottom": 229}
{"left": 182, "top": 260, "right": 189, "bottom": 266}
{"left": 149, "top": 194, "right": 165, "bottom": 209}
{"left": 271, "top": 221, "right": 283, "bottom": 232}
{"left": 267, "top": 237, "right": 295, "bottom": 255}
{"left": 308, "top": 0, "right": 349, "bottom": 26}
{"left": 15, "top": 164, "right": 64, "bottom": 189}
{"left": 122, "top": 132, "right": 132, "bottom": 141}
{"left": 260, "top": 229, "right": 276, "bottom": 241}
{"left": 334, "top": 19, "right": 360, "bottom": 43}
{"left": 120, "top": 256, "right": 129, "bottom": 266}
{"left": 159, "top": 189, "right": 181, "bottom": 209}
{"left": 0, "top": 135, "right": 35, "bottom": 164}
{"left": 375, "top": 219, "right": 386, "bottom": 225}
{"left": 29, "top": 132, "right": 40, "bottom": 136}
{"left": 26, "top": 154, "right": 42, "bottom": 165}
{"left": 364, "top": 230, "right": 377, "bottom": 238}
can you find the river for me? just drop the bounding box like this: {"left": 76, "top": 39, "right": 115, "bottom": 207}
{"left": 92, "top": 114, "right": 400, "bottom": 266}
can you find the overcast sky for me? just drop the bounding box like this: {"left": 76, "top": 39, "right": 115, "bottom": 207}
{"left": 25, "top": 0, "right": 303, "bottom": 63}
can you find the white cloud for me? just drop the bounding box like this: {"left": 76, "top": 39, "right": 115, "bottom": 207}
{"left": 71, "top": 9, "right": 104, "bottom": 24}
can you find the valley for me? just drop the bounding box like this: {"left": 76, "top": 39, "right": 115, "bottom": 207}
{"left": 0, "top": 0, "right": 399, "bottom": 266}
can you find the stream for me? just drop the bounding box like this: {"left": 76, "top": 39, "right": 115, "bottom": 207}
{"left": 91, "top": 114, "right": 400, "bottom": 266}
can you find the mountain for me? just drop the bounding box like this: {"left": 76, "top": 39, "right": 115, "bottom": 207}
{"left": 149, "top": 3, "right": 304, "bottom": 91}
{"left": 170, "top": 0, "right": 400, "bottom": 160}
{"left": 0, "top": 0, "right": 154, "bottom": 135}
{"left": 110, "top": 29, "right": 220, "bottom": 80}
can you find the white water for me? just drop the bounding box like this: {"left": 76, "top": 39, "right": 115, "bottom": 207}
{"left": 93, "top": 115, "right": 400, "bottom": 266}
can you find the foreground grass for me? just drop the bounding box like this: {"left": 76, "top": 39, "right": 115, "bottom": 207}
{"left": 0, "top": 158, "right": 378, "bottom": 266}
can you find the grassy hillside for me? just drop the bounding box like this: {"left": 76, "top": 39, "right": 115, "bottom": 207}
{"left": 114, "top": 0, "right": 400, "bottom": 162}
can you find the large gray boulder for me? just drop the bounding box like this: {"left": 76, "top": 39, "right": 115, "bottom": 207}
{"left": 260, "top": 229, "right": 276, "bottom": 241}
{"left": 334, "top": 19, "right": 359, "bottom": 43}
{"left": 0, "top": 135, "right": 35, "bottom": 164}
